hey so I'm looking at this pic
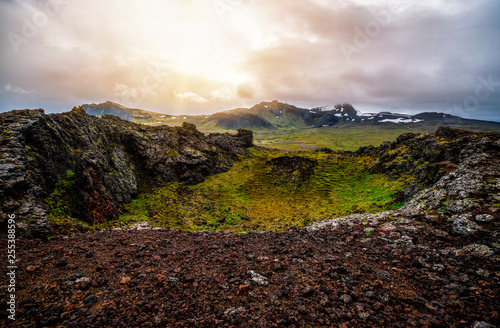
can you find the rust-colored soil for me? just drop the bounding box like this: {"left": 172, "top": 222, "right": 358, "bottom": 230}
{"left": 1, "top": 214, "right": 498, "bottom": 327}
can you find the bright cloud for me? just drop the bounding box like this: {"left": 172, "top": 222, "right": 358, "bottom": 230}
{"left": 174, "top": 91, "right": 208, "bottom": 104}
{"left": 5, "top": 83, "right": 34, "bottom": 96}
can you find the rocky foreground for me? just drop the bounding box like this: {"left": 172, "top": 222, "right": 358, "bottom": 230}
{"left": 0, "top": 212, "right": 498, "bottom": 328}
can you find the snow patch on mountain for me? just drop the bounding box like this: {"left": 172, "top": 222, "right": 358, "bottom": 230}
{"left": 317, "top": 105, "right": 337, "bottom": 112}
{"left": 354, "top": 109, "right": 374, "bottom": 117}
{"left": 380, "top": 118, "right": 424, "bottom": 124}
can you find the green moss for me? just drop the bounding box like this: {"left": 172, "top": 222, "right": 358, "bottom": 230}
{"left": 120, "top": 149, "right": 407, "bottom": 232}
{"left": 1, "top": 127, "right": 14, "bottom": 140}
{"left": 167, "top": 148, "right": 180, "bottom": 157}
{"left": 45, "top": 169, "right": 77, "bottom": 222}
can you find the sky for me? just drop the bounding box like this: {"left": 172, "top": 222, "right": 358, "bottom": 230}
{"left": 0, "top": 0, "right": 499, "bottom": 121}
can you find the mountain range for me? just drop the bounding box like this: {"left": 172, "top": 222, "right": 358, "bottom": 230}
{"left": 81, "top": 100, "right": 500, "bottom": 132}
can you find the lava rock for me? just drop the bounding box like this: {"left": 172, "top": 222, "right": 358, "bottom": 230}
{"left": 84, "top": 295, "right": 97, "bottom": 304}
{"left": 461, "top": 244, "right": 494, "bottom": 257}
{"left": 66, "top": 273, "right": 82, "bottom": 281}
{"left": 56, "top": 258, "right": 68, "bottom": 267}
{"left": 340, "top": 294, "right": 352, "bottom": 304}
{"left": 473, "top": 322, "right": 495, "bottom": 328}
{"left": 376, "top": 270, "right": 391, "bottom": 281}
{"left": 0, "top": 108, "right": 253, "bottom": 225}
{"left": 475, "top": 214, "right": 494, "bottom": 222}
{"left": 452, "top": 218, "right": 480, "bottom": 236}
{"left": 247, "top": 270, "right": 269, "bottom": 286}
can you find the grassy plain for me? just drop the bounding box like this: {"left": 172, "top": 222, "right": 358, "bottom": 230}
{"left": 252, "top": 124, "right": 433, "bottom": 151}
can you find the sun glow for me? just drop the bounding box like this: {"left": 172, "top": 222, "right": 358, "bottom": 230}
{"left": 91, "top": 0, "right": 254, "bottom": 108}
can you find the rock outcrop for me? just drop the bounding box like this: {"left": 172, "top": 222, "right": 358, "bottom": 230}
{"left": 0, "top": 107, "right": 253, "bottom": 226}
{"left": 357, "top": 126, "right": 500, "bottom": 200}
{"left": 310, "top": 126, "right": 500, "bottom": 234}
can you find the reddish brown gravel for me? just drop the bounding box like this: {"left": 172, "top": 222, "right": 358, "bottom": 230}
{"left": 1, "top": 214, "right": 498, "bottom": 328}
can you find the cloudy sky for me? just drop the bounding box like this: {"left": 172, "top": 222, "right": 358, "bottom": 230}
{"left": 1, "top": 0, "right": 499, "bottom": 121}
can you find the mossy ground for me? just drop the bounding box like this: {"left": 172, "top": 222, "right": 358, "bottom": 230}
{"left": 44, "top": 131, "right": 411, "bottom": 233}
{"left": 45, "top": 169, "right": 76, "bottom": 221}
{"left": 44, "top": 170, "right": 92, "bottom": 236}
{"left": 118, "top": 148, "right": 408, "bottom": 232}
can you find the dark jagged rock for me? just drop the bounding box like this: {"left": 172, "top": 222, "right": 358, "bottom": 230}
{"left": 309, "top": 126, "right": 500, "bottom": 229}
{"left": 358, "top": 126, "right": 500, "bottom": 198}
{"left": 0, "top": 107, "right": 253, "bottom": 226}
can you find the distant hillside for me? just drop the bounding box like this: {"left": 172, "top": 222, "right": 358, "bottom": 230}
{"left": 203, "top": 101, "right": 359, "bottom": 129}
{"left": 81, "top": 101, "right": 208, "bottom": 127}
{"left": 204, "top": 109, "right": 275, "bottom": 130}
{"left": 80, "top": 100, "right": 500, "bottom": 133}
{"left": 81, "top": 101, "right": 163, "bottom": 122}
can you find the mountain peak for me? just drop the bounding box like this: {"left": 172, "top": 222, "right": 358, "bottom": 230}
{"left": 102, "top": 100, "right": 123, "bottom": 107}
{"left": 251, "top": 100, "right": 299, "bottom": 111}
{"left": 84, "top": 101, "right": 127, "bottom": 109}
{"left": 81, "top": 101, "right": 160, "bottom": 122}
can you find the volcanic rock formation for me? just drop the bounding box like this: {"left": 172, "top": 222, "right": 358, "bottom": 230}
{"left": 0, "top": 107, "right": 253, "bottom": 227}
